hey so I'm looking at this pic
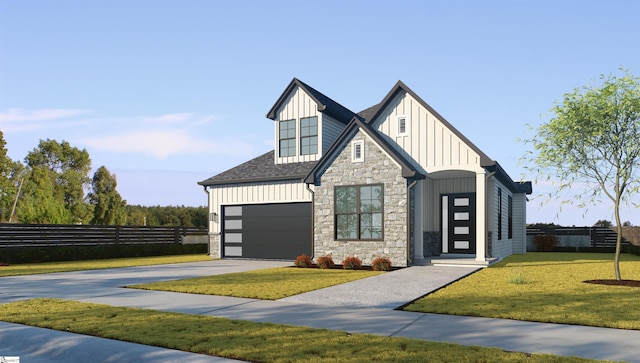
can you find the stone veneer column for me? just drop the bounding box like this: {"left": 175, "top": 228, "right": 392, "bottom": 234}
{"left": 209, "top": 233, "right": 220, "bottom": 258}
{"left": 313, "top": 130, "right": 409, "bottom": 267}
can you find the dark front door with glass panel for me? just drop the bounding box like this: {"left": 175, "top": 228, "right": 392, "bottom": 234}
{"left": 441, "top": 193, "right": 476, "bottom": 254}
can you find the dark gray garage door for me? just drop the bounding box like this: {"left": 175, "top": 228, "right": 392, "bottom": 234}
{"left": 222, "top": 203, "right": 312, "bottom": 259}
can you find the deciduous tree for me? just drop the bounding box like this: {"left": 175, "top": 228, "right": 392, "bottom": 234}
{"left": 88, "top": 166, "right": 127, "bottom": 225}
{"left": 23, "top": 139, "right": 93, "bottom": 223}
{"left": 522, "top": 69, "right": 640, "bottom": 280}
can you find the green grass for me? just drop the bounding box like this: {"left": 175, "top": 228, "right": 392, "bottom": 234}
{"left": 0, "top": 298, "right": 599, "bottom": 363}
{"left": 130, "top": 267, "right": 383, "bottom": 299}
{"left": 0, "top": 254, "right": 212, "bottom": 277}
{"left": 405, "top": 252, "right": 640, "bottom": 330}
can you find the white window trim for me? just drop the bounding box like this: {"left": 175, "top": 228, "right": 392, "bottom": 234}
{"left": 397, "top": 115, "right": 409, "bottom": 136}
{"left": 352, "top": 140, "right": 364, "bottom": 162}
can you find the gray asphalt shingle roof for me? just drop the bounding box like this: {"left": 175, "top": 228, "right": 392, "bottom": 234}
{"left": 198, "top": 150, "right": 317, "bottom": 186}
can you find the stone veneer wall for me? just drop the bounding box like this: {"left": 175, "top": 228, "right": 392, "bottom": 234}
{"left": 313, "top": 130, "right": 410, "bottom": 267}
{"left": 209, "top": 233, "right": 220, "bottom": 258}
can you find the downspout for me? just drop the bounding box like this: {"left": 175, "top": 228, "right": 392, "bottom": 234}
{"left": 306, "top": 183, "right": 315, "bottom": 260}
{"left": 484, "top": 171, "right": 497, "bottom": 259}
{"left": 406, "top": 179, "right": 418, "bottom": 266}
{"left": 202, "top": 185, "right": 211, "bottom": 256}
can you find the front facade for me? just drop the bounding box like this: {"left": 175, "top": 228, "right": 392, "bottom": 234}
{"left": 199, "top": 78, "right": 532, "bottom": 267}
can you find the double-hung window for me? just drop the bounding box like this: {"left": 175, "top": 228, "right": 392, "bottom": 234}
{"left": 279, "top": 119, "right": 296, "bottom": 157}
{"left": 300, "top": 116, "right": 318, "bottom": 155}
{"left": 335, "top": 184, "right": 383, "bottom": 240}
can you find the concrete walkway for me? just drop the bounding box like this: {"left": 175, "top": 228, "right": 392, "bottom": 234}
{"left": 0, "top": 259, "right": 638, "bottom": 362}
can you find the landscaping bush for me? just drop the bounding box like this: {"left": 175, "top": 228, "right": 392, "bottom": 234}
{"left": 0, "top": 243, "right": 207, "bottom": 264}
{"left": 294, "top": 254, "right": 313, "bottom": 268}
{"left": 371, "top": 257, "right": 392, "bottom": 271}
{"left": 532, "top": 234, "right": 559, "bottom": 251}
{"left": 316, "top": 255, "right": 335, "bottom": 269}
{"left": 626, "top": 245, "right": 640, "bottom": 256}
{"left": 341, "top": 256, "right": 362, "bottom": 270}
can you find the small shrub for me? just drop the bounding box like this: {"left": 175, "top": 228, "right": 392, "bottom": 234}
{"left": 294, "top": 254, "right": 313, "bottom": 268}
{"left": 341, "top": 256, "right": 362, "bottom": 270}
{"left": 371, "top": 257, "right": 392, "bottom": 271}
{"left": 533, "top": 234, "right": 559, "bottom": 252}
{"left": 316, "top": 255, "right": 335, "bottom": 269}
{"left": 626, "top": 245, "right": 640, "bottom": 256}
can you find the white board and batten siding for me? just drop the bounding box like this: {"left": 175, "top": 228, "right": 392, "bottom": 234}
{"left": 274, "top": 86, "right": 321, "bottom": 165}
{"left": 423, "top": 177, "right": 476, "bottom": 231}
{"left": 372, "top": 92, "right": 484, "bottom": 174}
{"left": 208, "top": 180, "right": 312, "bottom": 234}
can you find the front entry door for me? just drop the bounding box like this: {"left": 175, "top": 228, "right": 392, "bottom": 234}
{"left": 441, "top": 193, "right": 476, "bottom": 254}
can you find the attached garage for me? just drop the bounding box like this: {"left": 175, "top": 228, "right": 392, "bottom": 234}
{"left": 222, "top": 202, "right": 312, "bottom": 259}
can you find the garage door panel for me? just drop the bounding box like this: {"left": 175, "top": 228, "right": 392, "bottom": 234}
{"left": 223, "top": 203, "right": 312, "bottom": 259}
{"left": 243, "top": 203, "right": 310, "bottom": 218}
{"left": 243, "top": 216, "right": 311, "bottom": 232}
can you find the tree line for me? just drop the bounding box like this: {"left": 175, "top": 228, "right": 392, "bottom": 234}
{"left": 0, "top": 132, "right": 206, "bottom": 227}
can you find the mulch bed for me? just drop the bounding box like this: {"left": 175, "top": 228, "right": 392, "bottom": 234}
{"left": 584, "top": 279, "right": 640, "bottom": 287}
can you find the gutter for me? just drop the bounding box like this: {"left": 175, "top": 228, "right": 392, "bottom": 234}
{"left": 306, "top": 183, "right": 315, "bottom": 260}
{"left": 406, "top": 179, "right": 418, "bottom": 266}
{"left": 202, "top": 185, "right": 211, "bottom": 256}
{"left": 485, "top": 171, "right": 497, "bottom": 259}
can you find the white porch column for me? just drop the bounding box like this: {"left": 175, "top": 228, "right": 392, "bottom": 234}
{"left": 475, "top": 172, "right": 486, "bottom": 262}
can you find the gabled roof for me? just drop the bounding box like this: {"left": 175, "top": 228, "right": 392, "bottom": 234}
{"left": 266, "top": 78, "right": 356, "bottom": 123}
{"left": 366, "top": 80, "right": 495, "bottom": 167}
{"left": 198, "top": 150, "right": 316, "bottom": 186}
{"left": 305, "top": 117, "right": 426, "bottom": 185}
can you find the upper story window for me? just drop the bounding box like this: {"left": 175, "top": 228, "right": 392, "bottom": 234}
{"left": 279, "top": 119, "right": 296, "bottom": 157}
{"left": 397, "top": 116, "right": 409, "bottom": 136}
{"left": 352, "top": 140, "right": 364, "bottom": 162}
{"left": 300, "top": 116, "right": 318, "bottom": 155}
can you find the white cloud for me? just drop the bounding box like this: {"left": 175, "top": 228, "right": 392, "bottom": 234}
{"left": 82, "top": 129, "right": 253, "bottom": 159}
{"left": 83, "top": 129, "right": 210, "bottom": 159}
{"left": 0, "top": 108, "right": 91, "bottom": 132}
{"left": 140, "top": 113, "right": 195, "bottom": 124}
{"left": 0, "top": 108, "right": 90, "bottom": 122}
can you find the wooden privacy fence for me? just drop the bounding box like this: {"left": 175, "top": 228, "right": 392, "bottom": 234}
{"left": 527, "top": 226, "right": 633, "bottom": 248}
{"left": 0, "top": 223, "right": 208, "bottom": 248}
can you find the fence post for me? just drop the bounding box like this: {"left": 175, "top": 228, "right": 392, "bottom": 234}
{"left": 174, "top": 226, "right": 180, "bottom": 244}
{"left": 116, "top": 225, "right": 120, "bottom": 245}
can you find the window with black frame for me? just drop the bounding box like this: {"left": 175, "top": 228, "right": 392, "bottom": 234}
{"left": 300, "top": 116, "right": 318, "bottom": 155}
{"left": 335, "top": 184, "right": 383, "bottom": 240}
{"left": 279, "top": 119, "right": 296, "bottom": 157}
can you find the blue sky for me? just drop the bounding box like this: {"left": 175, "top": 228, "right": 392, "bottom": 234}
{"left": 1, "top": 0, "right": 640, "bottom": 226}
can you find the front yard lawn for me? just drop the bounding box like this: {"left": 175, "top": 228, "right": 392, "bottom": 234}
{"left": 405, "top": 252, "right": 640, "bottom": 330}
{"left": 0, "top": 254, "right": 212, "bottom": 277}
{"left": 0, "top": 298, "right": 597, "bottom": 363}
{"left": 130, "top": 267, "right": 383, "bottom": 300}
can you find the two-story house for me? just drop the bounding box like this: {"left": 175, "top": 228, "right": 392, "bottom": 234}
{"left": 199, "top": 78, "right": 532, "bottom": 267}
